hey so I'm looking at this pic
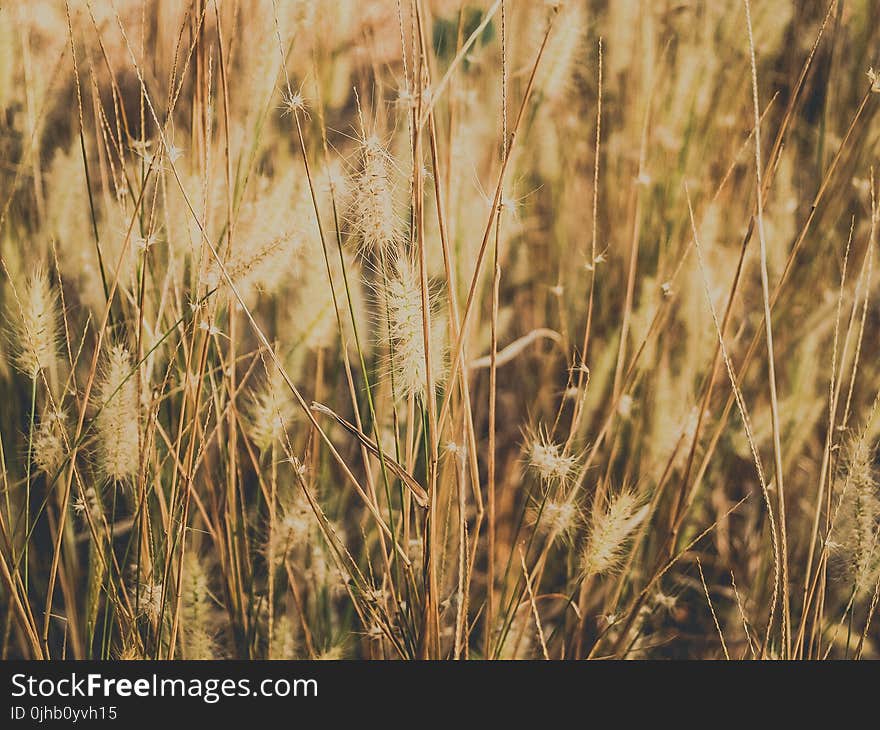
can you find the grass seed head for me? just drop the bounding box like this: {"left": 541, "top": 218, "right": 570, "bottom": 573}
{"left": 95, "top": 344, "right": 139, "bottom": 483}
{"left": 581, "top": 489, "right": 648, "bottom": 578}
{"left": 9, "top": 267, "right": 60, "bottom": 379}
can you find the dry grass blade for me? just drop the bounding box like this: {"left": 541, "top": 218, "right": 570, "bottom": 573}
{"left": 311, "top": 402, "right": 429, "bottom": 509}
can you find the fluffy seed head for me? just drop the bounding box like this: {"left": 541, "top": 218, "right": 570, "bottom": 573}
{"left": 538, "top": 3, "right": 586, "bottom": 105}
{"left": 271, "top": 614, "right": 298, "bottom": 660}
{"left": 72, "top": 486, "right": 102, "bottom": 522}
{"left": 581, "top": 489, "right": 647, "bottom": 577}
{"left": 247, "top": 366, "right": 297, "bottom": 452}
{"left": 9, "top": 267, "right": 60, "bottom": 378}
{"left": 203, "top": 171, "right": 306, "bottom": 299}
{"left": 95, "top": 344, "right": 140, "bottom": 482}
{"left": 265, "top": 493, "right": 312, "bottom": 564}
{"left": 137, "top": 581, "right": 164, "bottom": 622}
{"left": 381, "top": 254, "right": 446, "bottom": 400}
{"left": 527, "top": 427, "right": 579, "bottom": 483}
{"left": 33, "top": 409, "right": 67, "bottom": 477}
{"left": 279, "top": 87, "right": 308, "bottom": 117}
{"left": 205, "top": 229, "right": 297, "bottom": 297}
{"left": 830, "top": 438, "right": 880, "bottom": 594}
{"left": 316, "top": 645, "right": 345, "bottom": 660}
{"left": 350, "top": 135, "right": 401, "bottom": 255}
{"left": 528, "top": 497, "right": 579, "bottom": 538}
{"left": 653, "top": 590, "right": 679, "bottom": 614}
{"left": 182, "top": 553, "right": 217, "bottom": 660}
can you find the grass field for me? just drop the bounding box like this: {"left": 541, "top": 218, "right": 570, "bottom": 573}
{"left": 1, "top": 0, "right": 879, "bottom": 659}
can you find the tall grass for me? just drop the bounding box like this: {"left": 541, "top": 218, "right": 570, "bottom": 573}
{"left": 1, "top": 0, "right": 879, "bottom": 659}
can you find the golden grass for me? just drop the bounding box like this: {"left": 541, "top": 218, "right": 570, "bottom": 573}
{"left": 0, "top": 0, "right": 879, "bottom": 660}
